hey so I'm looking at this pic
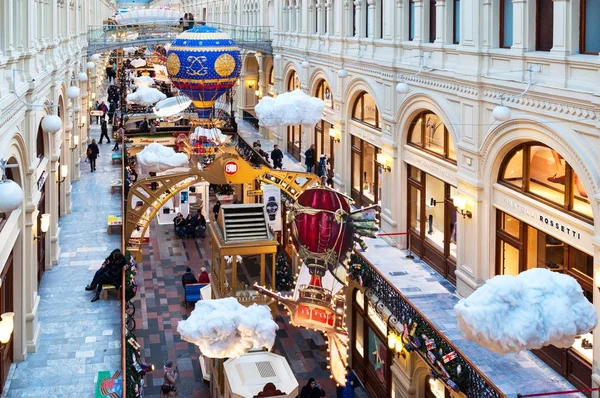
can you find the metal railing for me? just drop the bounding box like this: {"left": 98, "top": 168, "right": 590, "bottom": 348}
{"left": 352, "top": 251, "right": 505, "bottom": 398}
{"left": 87, "top": 22, "right": 272, "bottom": 54}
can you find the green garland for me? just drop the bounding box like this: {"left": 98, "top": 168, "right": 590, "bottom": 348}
{"left": 275, "top": 251, "right": 293, "bottom": 291}
{"left": 126, "top": 333, "right": 143, "bottom": 398}
{"left": 348, "top": 252, "right": 470, "bottom": 393}
{"left": 124, "top": 252, "right": 138, "bottom": 302}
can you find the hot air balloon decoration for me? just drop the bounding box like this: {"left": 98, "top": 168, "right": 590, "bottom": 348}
{"left": 166, "top": 25, "right": 241, "bottom": 119}
{"left": 253, "top": 185, "right": 378, "bottom": 384}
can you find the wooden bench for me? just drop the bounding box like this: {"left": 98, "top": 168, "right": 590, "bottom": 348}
{"left": 184, "top": 283, "right": 208, "bottom": 307}
{"left": 111, "top": 153, "right": 122, "bottom": 164}
{"left": 102, "top": 284, "right": 118, "bottom": 300}
{"left": 110, "top": 179, "right": 123, "bottom": 194}
{"left": 107, "top": 215, "right": 122, "bottom": 235}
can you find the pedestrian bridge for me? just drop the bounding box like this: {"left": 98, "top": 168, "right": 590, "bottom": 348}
{"left": 86, "top": 22, "right": 273, "bottom": 56}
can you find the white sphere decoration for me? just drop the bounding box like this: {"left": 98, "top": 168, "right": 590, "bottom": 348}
{"left": 337, "top": 68, "right": 348, "bottom": 79}
{"left": 274, "top": 53, "right": 282, "bottom": 61}
{"left": 41, "top": 114, "right": 62, "bottom": 133}
{"left": 86, "top": 61, "right": 96, "bottom": 70}
{"left": 0, "top": 180, "right": 23, "bottom": 213}
{"left": 395, "top": 82, "right": 410, "bottom": 94}
{"left": 66, "top": 86, "right": 81, "bottom": 99}
{"left": 90, "top": 54, "right": 101, "bottom": 61}
{"left": 302, "top": 60, "right": 310, "bottom": 68}
{"left": 493, "top": 105, "right": 511, "bottom": 122}
{"left": 77, "top": 72, "right": 88, "bottom": 82}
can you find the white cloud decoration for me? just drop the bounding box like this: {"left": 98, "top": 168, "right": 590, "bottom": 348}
{"left": 255, "top": 89, "right": 324, "bottom": 128}
{"left": 454, "top": 268, "right": 598, "bottom": 354}
{"left": 136, "top": 143, "right": 189, "bottom": 173}
{"left": 134, "top": 76, "right": 154, "bottom": 87}
{"left": 177, "top": 298, "right": 278, "bottom": 359}
{"left": 126, "top": 87, "right": 167, "bottom": 106}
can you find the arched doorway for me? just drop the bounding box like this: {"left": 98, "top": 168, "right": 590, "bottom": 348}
{"left": 286, "top": 70, "right": 301, "bottom": 160}
{"left": 494, "top": 141, "right": 593, "bottom": 391}
{"left": 313, "top": 79, "right": 334, "bottom": 180}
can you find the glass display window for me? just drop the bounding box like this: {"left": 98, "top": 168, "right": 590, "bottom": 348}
{"left": 351, "top": 136, "right": 381, "bottom": 208}
{"left": 407, "top": 111, "right": 456, "bottom": 163}
{"left": 499, "top": 143, "right": 592, "bottom": 223}
{"left": 287, "top": 124, "right": 302, "bottom": 161}
{"left": 425, "top": 174, "right": 445, "bottom": 251}
{"left": 315, "top": 79, "right": 333, "bottom": 108}
{"left": 352, "top": 92, "right": 380, "bottom": 129}
{"left": 367, "top": 328, "right": 387, "bottom": 384}
{"left": 287, "top": 70, "right": 300, "bottom": 91}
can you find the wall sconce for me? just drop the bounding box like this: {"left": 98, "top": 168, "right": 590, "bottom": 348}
{"left": 0, "top": 312, "right": 14, "bottom": 344}
{"left": 376, "top": 153, "right": 392, "bottom": 173}
{"left": 91, "top": 92, "right": 96, "bottom": 100}
{"left": 453, "top": 194, "right": 472, "bottom": 219}
{"left": 255, "top": 89, "right": 261, "bottom": 97}
{"left": 329, "top": 125, "right": 340, "bottom": 143}
{"left": 57, "top": 164, "right": 68, "bottom": 184}
{"left": 247, "top": 80, "right": 256, "bottom": 90}
{"left": 387, "top": 331, "right": 407, "bottom": 359}
{"left": 71, "top": 135, "right": 79, "bottom": 151}
{"left": 34, "top": 213, "right": 51, "bottom": 240}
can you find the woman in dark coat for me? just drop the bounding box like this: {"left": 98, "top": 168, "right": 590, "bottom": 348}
{"left": 300, "top": 378, "right": 326, "bottom": 398}
{"left": 87, "top": 139, "right": 99, "bottom": 172}
{"left": 90, "top": 252, "right": 126, "bottom": 302}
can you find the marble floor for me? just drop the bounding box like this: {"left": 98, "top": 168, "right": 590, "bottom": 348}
{"left": 2, "top": 121, "right": 123, "bottom": 397}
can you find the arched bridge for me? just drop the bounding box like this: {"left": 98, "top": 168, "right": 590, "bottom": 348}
{"left": 86, "top": 22, "right": 273, "bottom": 56}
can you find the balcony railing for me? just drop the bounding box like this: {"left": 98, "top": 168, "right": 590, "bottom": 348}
{"left": 350, "top": 251, "right": 505, "bottom": 398}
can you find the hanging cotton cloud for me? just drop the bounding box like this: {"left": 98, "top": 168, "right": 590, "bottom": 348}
{"left": 134, "top": 76, "right": 154, "bottom": 87}
{"left": 130, "top": 58, "right": 147, "bottom": 68}
{"left": 454, "top": 268, "right": 597, "bottom": 354}
{"left": 177, "top": 298, "right": 278, "bottom": 358}
{"left": 126, "top": 87, "right": 166, "bottom": 106}
{"left": 255, "top": 89, "right": 324, "bottom": 128}
{"left": 136, "top": 143, "right": 189, "bottom": 173}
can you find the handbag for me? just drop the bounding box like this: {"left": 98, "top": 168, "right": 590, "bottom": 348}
{"left": 87, "top": 147, "right": 92, "bottom": 157}
{"left": 161, "top": 384, "right": 175, "bottom": 394}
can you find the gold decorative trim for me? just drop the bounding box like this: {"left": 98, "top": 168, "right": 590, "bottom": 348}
{"left": 169, "top": 45, "right": 240, "bottom": 52}
{"left": 170, "top": 77, "right": 238, "bottom": 84}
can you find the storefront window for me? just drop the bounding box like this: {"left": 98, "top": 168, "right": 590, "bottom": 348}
{"left": 269, "top": 66, "right": 275, "bottom": 85}
{"left": 499, "top": 143, "right": 592, "bottom": 223}
{"left": 351, "top": 136, "right": 381, "bottom": 207}
{"left": 355, "top": 314, "right": 365, "bottom": 357}
{"left": 287, "top": 71, "right": 300, "bottom": 91}
{"left": 287, "top": 71, "right": 302, "bottom": 160}
{"left": 499, "top": 239, "right": 520, "bottom": 276}
{"left": 367, "top": 328, "right": 386, "bottom": 384}
{"left": 409, "top": 185, "right": 421, "bottom": 233}
{"left": 352, "top": 92, "right": 380, "bottom": 129}
{"left": 571, "top": 248, "right": 593, "bottom": 279}
{"left": 407, "top": 111, "right": 456, "bottom": 163}
{"left": 425, "top": 174, "right": 445, "bottom": 251}
{"left": 499, "top": 212, "right": 520, "bottom": 238}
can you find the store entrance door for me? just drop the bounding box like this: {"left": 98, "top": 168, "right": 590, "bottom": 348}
{"left": 0, "top": 252, "right": 14, "bottom": 392}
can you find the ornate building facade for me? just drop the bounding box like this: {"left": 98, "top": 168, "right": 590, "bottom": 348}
{"left": 0, "top": 0, "right": 114, "bottom": 388}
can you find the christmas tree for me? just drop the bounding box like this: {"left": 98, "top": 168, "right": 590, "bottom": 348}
{"left": 275, "top": 251, "right": 293, "bottom": 291}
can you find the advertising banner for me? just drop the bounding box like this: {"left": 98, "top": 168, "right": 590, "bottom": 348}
{"left": 262, "top": 184, "right": 282, "bottom": 232}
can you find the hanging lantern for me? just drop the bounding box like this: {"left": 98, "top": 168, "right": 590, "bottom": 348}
{"left": 41, "top": 114, "right": 62, "bottom": 133}
{"left": 66, "top": 86, "right": 80, "bottom": 99}
{"left": 77, "top": 72, "right": 88, "bottom": 82}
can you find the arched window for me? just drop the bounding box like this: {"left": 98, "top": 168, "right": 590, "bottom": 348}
{"left": 351, "top": 92, "right": 380, "bottom": 129}
{"left": 314, "top": 0, "right": 319, "bottom": 33}
{"left": 287, "top": 70, "right": 300, "bottom": 91}
{"left": 408, "top": 111, "right": 456, "bottom": 162}
{"left": 315, "top": 79, "right": 332, "bottom": 108}
{"left": 36, "top": 124, "right": 45, "bottom": 160}
{"left": 499, "top": 143, "right": 592, "bottom": 221}
{"left": 269, "top": 66, "right": 275, "bottom": 85}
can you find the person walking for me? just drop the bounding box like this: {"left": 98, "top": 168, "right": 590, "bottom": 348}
{"left": 99, "top": 119, "right": 111, "bottom": 144}
{"left": 181, "top": 267, "right": 197, "bottom": 287}
{"left": 113, "top": 124, "right": 124, "bottom": 152}
{"left": 271, "top": 145, "right": 284, "bottom": 170}
{"left": 160, "top": 360, "right": 179, "bottom": 397}
{"left": 300, "top": 378, "right": 326, "bottom": 398}
{"left": 198, "top": 267, "right": 210, "bottom": 283}
{"left": 305, "top": 144, "right": 316, "bottom": 173}
{"left": 213, "top": 200, "right": 221, "bottom": 221}
{"left": 86, "top": 139, "right": 99, "bottom": 172}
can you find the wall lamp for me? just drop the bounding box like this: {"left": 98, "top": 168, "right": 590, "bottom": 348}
{"left": 247, "top": 80, "right": 256, "bottom": 90}
{"left": 376, "top": 153, "right": 392, "bottom": 173}
{"left": 34, "top": 213, "right": 51, "bottom": 240}
{"left": 71, "top": 135, "right": 79, "bottom": 151}
{"left": 387, "top": 331, "right": 407, "bottom": 359}
{"left": 57, "top": 163, "right": 68, "bottom": 184}
{"left": 329, "top": 125, "right": 340, "bottom": 143}
{"left": 0, "top": 313, "right": 14, "bottom": 345}
{"left": 453, "top": 194, "right": 472, "bottom": 219}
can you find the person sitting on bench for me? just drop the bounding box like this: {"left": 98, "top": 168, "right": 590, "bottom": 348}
{"left": 182, "top": 267, "right": 197, "bottom": 287}
{"left": 86, "top": 250, "right": 126, "bottom": 302}
{"left": 194, "top": 210, "right": 207, "bottom": 238}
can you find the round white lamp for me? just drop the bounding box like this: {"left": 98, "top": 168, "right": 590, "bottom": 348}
{"left": 77, "top": 72, "right": 88, "bottom": 82}
{"left": 493, "top": 105, "right": 511, "bottom": 122}
{"left": 41, "top": 114, "right": 62, "bottom": 133}
{"left": 90, "top": 54, "right": 101, "bottom": 62}
{"left": 302, "top": 59, "right": 310, "bottom": 68}
{"left": 86, "top": 61, "right": 96, "bottom": 70}
{"left": 274, "top": 53, "right": 282, "bottom": 61}
{"left": 396, "top": 82, "right": 409, "bottom": 94}
{"left": 338, "top": 64, "right": 348, "bottom": 79}
{"left": 0, "top": 170, "right": 23, "bottom": 214}
{"left": 66, "top": 86, "right": 81, "bottom": 99}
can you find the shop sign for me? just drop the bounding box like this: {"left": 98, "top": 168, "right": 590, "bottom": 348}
{"left": 36, "top": 171, "right": 47, "bottom": 192}
{"left": 246, "top": 189, "right": 263, "bottom": 196}
{"left": 493, "top": 188, "right": 593, "bottom": 252}
{"left": 224, "top": 161, "right": 238, "bottom": 176}
{"left": 90, "top": 110, "right": 104, "bottom": 116}
{"left": 129, "top": 137, "right": 176, "bottom": 146}
{"left": 404, "top": 149, "right": 457, "bottom": 185}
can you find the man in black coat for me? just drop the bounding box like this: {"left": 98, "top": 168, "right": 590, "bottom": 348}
{"left": 271, "top": 145, "right": 284, "bottom": 170}
{"left": 99, "top": 119, "right": 111, "bottom": 144}
{"left": 305, "top": 144, "right": 316, "bottom": 173}
{"left": 182, "top": 267, "right": 198, "bottom": 287}
{"left": 86, "top": 139, "right": 100, "bottom": 172}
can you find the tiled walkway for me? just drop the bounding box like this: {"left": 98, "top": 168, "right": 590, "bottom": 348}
{"left": 132, "top": 217, "right": 337, "bottom": 397}
{"left": 3, "top": 122, "right": 122, "bottom": 397}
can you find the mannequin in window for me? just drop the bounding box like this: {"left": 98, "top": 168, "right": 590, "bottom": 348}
{"left": 547, "top": 150, "right": 587, "bottom": 197}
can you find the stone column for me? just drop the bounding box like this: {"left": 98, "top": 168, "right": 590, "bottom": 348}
{"left": 295, "top": 5, "right": 300, "bottom": 32}
{"left": 434, "top": 0, "right": 446, "bottom": 44}
{"left": 72, "top": 109, "right": 81, "bottom": 182}
{"left": 550, "top": 0, "right": 573, "bottom": 56}
{"left": 367, "top": 0, "right": 376, "bottom": 38}
{"left": 325, "top": 0, "right": 333, "bottom": 35}
{"left": 412, "top": 0, "right": 424, "bottom": 44}
{"left": 354, "top": 0, "right": 362, "bottom": 37}
{"left": 511, "top": 0, "right": 529, "bottom": 52}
